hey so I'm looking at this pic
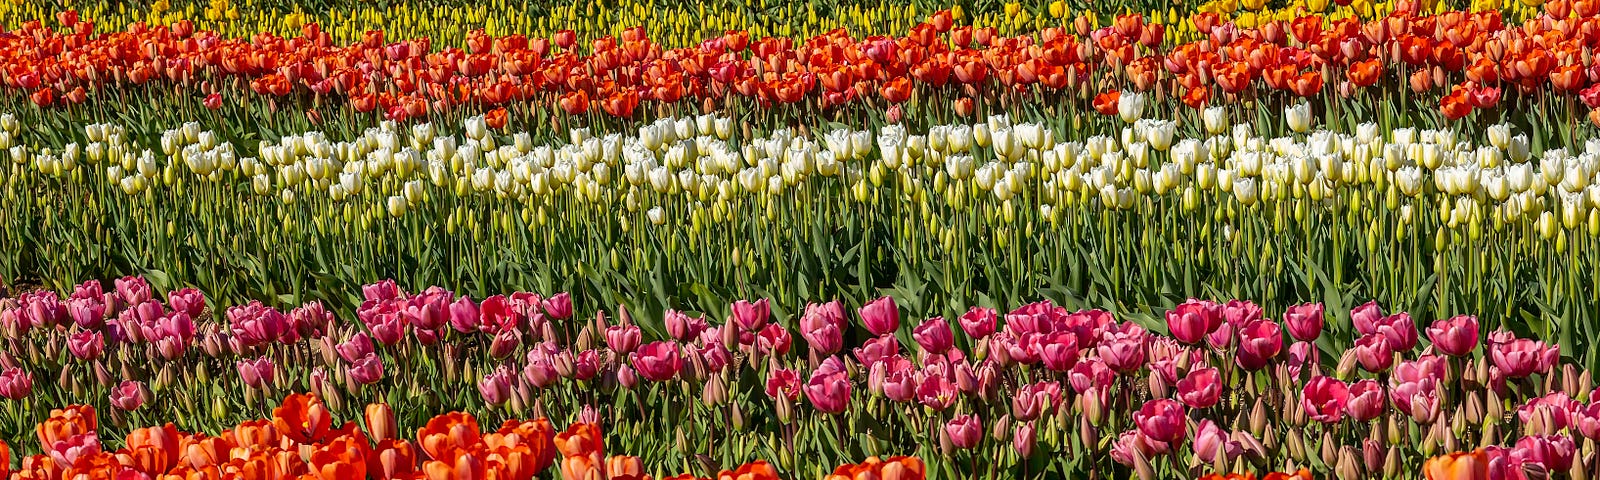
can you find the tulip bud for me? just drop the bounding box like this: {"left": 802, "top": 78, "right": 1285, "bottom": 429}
{"left": 732, "top": 401, "right": 747, "bottom": 431}
{"left": 1321, "top": 431, "right": 1338, "bottom": 470}
{"left": 1287, "top": 429, "right": 1307, "bottom": 463}
{"left": 1079, "top": 415, "right": 1097, "bottom": 449}
{"left": 1337, "top": 446, "right": 1362, "bottom": 480}
{"left": 1250, "top": 399, "right": 1268, "bottom": 437}
{"left": 991, "top": 414, "right": 1012, "bottom": 442}
{"left": 365, "top": 403, "right": 396, "bottom": 441}
{"left": 701, "top": 372, "right": 728, "bottom": 406}
{"left": 1466, "top": 391, "right": 1484, "bottom": 425}
{"left": 211, "top": 394, "right": 229, "bottom": 422}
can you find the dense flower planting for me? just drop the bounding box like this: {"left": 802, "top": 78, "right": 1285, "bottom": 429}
{"left": 0, "top": 276, "right": 1593, "bottom": 478}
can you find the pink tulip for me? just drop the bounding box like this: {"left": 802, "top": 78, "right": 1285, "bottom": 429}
{"left": 71, "top": 280, "right": 103, "bottom": 301}
{"left": 913, "top": 317, "right": 955, "bottom": 354}
{"left": 21, "top": 292, "right": 65, "bottom": 329}
{"left": 805, "top": 361, "right": 852, "bottom": 414}
{"left": 1517, "top": 392, "right": 1578, "bottom": 433}
{"left": 880, "top": 362, "right": 917, "bottom": 402}
{"left": 477, "top": 366, "right": 515, "bottom": 405}
{"left": 730, "top": 298, "right": 771, "bottom": 332}
{"left": 1301, "top": 376, "right": 1349, "bottom": 424}
{"left": 1282, "top": 302, "right": 1324, "bottom": 342}
{"left": 48, "top": 433, "right": 101, "bottom": 469}
{"left": 1176, "top": 368, "right": 1221, "bottom": 409}
{"left": 1574, "top": 402, "right": 1600, "bottom": 440}
{"left": 236, "top": 357, "right": 275, "bottom": 389}
{"left": 1097, "top": 325, "right": 1148, "bottom": 373}
{"left": 1111, "top": 430, "right": 1165, "bottom": 466}
{"left": 1427, "top": 315, "right": 1479, "bottom": 357}
{"left": 167, "top": 288, "right": 206, "bottom": 318}
{"left": 109, "top": 380, "right": 147, "bottom": 411}
{"left": 801, "top": 311, "right": 844, "bottom": 356}
{"left": 1388, "top": 376, "right": 1440, "bottom": 424}
{"left": 448, "top": 295, "right": 480, "bottom": 333}
{"left": 944, "top": 414, "right": 983, "bottom": 449}
{"left": 1285, "top": 341, "right": 1318, "bottom": 379}
{"left": 488, "top": 329, "right": 521, "bottom": 359}
{"left": 616, "top": 364, "right": 638, "bottom": 389}
{"left": 572, "top": 349, "right": 601, "bottom": 380}
{"left": 1014, "top": 422, "right": 1037, "bottom": 458}
{"left": 1491, "top": 334, "right": 1557, "bottom": 378}
{"left": 521, "top": 354, "right": 557, "bottom": 389}
{"left": 1038, "top": 332, "right": 1079, "bottom": 372}
{"left": 1234, "top": 320, "right": 1282, "bottom": 370}
{"left": 1069, "top": 358, "right": 1113, "bottom": 394}
{"left": 348, "top": 353, "right": 385, "bottom": 385}
{"left": 853, "top": 335, "right": 899, "bottom": 367}
{"left": 664, "top": 310, "right": 708, "bottom": 342}
{"left": 858, "top": 297, "right": 900, "bottom": 336}
{"left": 1135, "top": 399, "right": 1187, "bottom": 445}
{"left": 1513, "top": 435, "right": 1576, "bottom": 472}
{"left": 1376, "top": 313, "right": 1417, "bottom": 351}
{"left": 337, "top": 333, "right": 376, "bottom": 364}
{"left": 362, "top": 280, "right": 403, "bottom": 302}
{"left": 479, "top": 295, "right": 520, "bottom": 334}
{"left": 605, "top": 325, "right": 642, "bottom": 354}
{"left": 1012, "top": 381, "right": 1061, "bottom": 421}
{"left": 1351, "top": 301, "right": 1384, "bottom": 335}
{"left": 368, "top": 315, "right": 406, "bottom": 346}
{"left": 66, "top": 297, "right": 106, "bottom": 330}
{"left": 1353, "top": 333, "right": 1394, "bottom": 373}
{"left": 403, "top": 288, "right": 451, "bottom": 331}
{"left": 0, "top": 367, "right": 33, "bottom": 399}
{"left": 959, "top": 306, "right": 997, "bottom": 339}
{"left": 756, "top": 323, "right": 792, "bottom": 356}
{"left": 541, "top": 292, "right": 572, "bottom": 320}
{"left": 1165, "top": 298, "right": 1223, "bottom": 344}
{"left": 1223, "top": 300, "right": 1263, "bottom": 325}
{"left": 1344, "top": 379, "right": 1385, "bottom": 421}
{"left": 765, "top": 368, "right": 801, "bottom": 401}
{"left": 630, "top": 341, "right": 682, "bottom": 382}
{"left": 115, "top": 276, "right": 152, "bottom": 305}
{"left": 67, "top": 330, "right": 105, "bottom": 361}
{"left": 696, "top": 342, "right": 731, "bottom": 373}
{"left": 1192, "top": 419, "right": 1241, "bottom": 464}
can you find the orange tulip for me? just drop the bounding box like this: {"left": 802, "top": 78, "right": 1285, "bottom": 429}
{"left": 1, "top": 437, "right": 10, "bottom": 480}
{"left": 366, "top": 404, "right": 398, "bottom": 442}
{"left": 1092, "top": 90, "right": 1120, "bottom": 116}
{"left": 418, "top": 412, "right": 483, "bottom": 461}
{"left": 38, "top": 406, "right": 97, "bottom": 448}
{"left": 554, "top": 423, "right": 604, "bottom": 461}
{"left": 881, "top": 456, "right": 925, "bottom": 480}
{"left": 1348, "top": 59, "right": 1383, "bottom": 87}
{"left": 122, "top": 423, "right": 181, "bottom": 474}
{"left": 181, "top": 434, "right": 234, "bottom": 470}
{"left": 717, "top": 460, "right": 778, "bottom": 480}
{"left": 273, "top": 394, "right": 333, "bottom": 446}
{"left": 426, "top": 452, "right": 489, "bottom": 480}
{"left": 227, "top": 420, "right": 280, "bottom": 449}
{"left": 1424, "top": 451, "right": 1489, "bottom": 480}
{"left": 370, "top": 440, "right": 418, "bottom": 480}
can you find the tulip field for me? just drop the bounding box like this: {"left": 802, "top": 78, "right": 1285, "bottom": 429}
{"left": 9, "top": 0, "right": 1600, "bottom": 478}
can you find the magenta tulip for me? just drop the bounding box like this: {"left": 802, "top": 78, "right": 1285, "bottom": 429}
{"left": 916, "top": 372, "right": 958, "bottom": 411}
{"left": 805, "top": 362, "right": 852, "bottom": 414}
{"left": 1574, "top": 403, "right": 1600, "bottom": 440}
{"left": 1135, "top": 399, "right": 1187, "bottom": 444}
{"left": 1492, "top": 335, "right": 1557, "bottom": 378}
{"left": 167, "top": 288, "right": 206, "bottom": 318}
{"left": 115, "top": 276, "right": 152, "bottom": 305}
{"left": 605, "top": 325, "right": 642, "bottom": 354}
{"left": 336, "top": 332, "right": 375, "bottom": 364}
{"left": 67, "top": 330, "right": 104, "bottom": 361}
{"left": 731, "top": 298, "right": 771, "bottom": 332}
{"left": 236, "top": 357, "right": 276, "bottom": 389}
{"left": 1282, "top": 302, "right": 1324, "bottom": 342}
{"left": 1097, "top": 326, "right": 1148, "bottom": 373}
{"left": 1427, "top": 315, "right": 1480, "bottom": 357}
{"left": 944, "top": 414, "right": 983, "bottom": 449}
{"left": 1376, "top": 313, "right": 1418, "bottom": 351}
{"left": 448, "top": 295, "right": 480, "bottom": 333}
{"left": 1513, "top": 435, "right": 1576, "bottom": 472}
{"left": 348, "top": 353, "right": 385, "bottom": 385}
{"left": 1344, "top": 379, "right": 1385, "bottom": 421}
{"left": 1353, "top": 333, "right": 1394, "bottom": 373}
{"left": 1193, "top": 419, "right": 1241, "bottom": 464}
{"left": 664, "top": 310, "right": 708, "bottom": 342}
{"left": 853, "top": 335, "right": 899, "bottom": 367}
{"left": 1069, "top": 358, "right": 1113, "bottom": 394}
{"left": 630, "top": 341, "right": 682, "bottom": 382}
{"left": 765, "top": 368, "right": 801, "bottom": 401}
{"left": 959, "top": 306, "right": 997, "bottom": 339}
{"left": 0, "top": 367, "right": 33, "bottom": 399}
{"left": 1038, "top": 332, "right": 1079, "bottom": 372}
{"left": 858, "top": 296, "right": 900, "bottom": 336}
{"left": 1176, "top": 367, "right": 1221, "bottom": 409}
{"left": 66, "top": 297, "right": 106, "bottom": 330}
{"left": 109, "top": 380, "right": 147, "bottom": 411}
{"left": 1234, "top": 320, "right": 1282, "bottom": 370}
{"left": 477, "top": 366, "right": 515, "bottom": 405}
{"left": 1301, "top": 376, "right": 1349, "bottom": 424}
{"left": 1014, "top": 422, "right": 1037, "bottom": 458}
{"left": 913, "top": 317, "right": 955, "bottom": 354}
{"left": 541, "top": 292, "right": 572, "bottom": 320}
{"left": 1166, "top": 298, "right": 1223, "bottom": 344}
{"left": 1351, "top": 301, "right": 1384, "bottom": 335}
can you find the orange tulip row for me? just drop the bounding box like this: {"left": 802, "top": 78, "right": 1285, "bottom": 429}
{"left": 0, "top": 393, "right": 923, "bottom": 480}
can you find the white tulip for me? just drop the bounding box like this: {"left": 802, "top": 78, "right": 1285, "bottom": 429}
{"left": 1285, "top": 102, "right": 1312, "bottom": 133}
{"left": 1117, "top": 91, "right": 1146, "bottom": 123}
{"left": 1203, "top": 107, "right": 1230, "bottom": 136}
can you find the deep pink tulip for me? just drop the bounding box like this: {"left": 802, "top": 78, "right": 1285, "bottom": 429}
{"left": 477, "top": 366, "right": 515, "bottom": 405}
{"left": 858, "top": 296, "right": 900, "bottom": 336}
{"left": 448, "top": 296, "right": 480, "bottom": 333}
{"left": 853, "top": 335, "right": 899, "bottom": 367}
{"left": 571, "top": 349, "right": 601, "bottom": 380}
{"left": 630, "top": 341, "right": 682, "bottom": 382}
{"left": 765, "top": 368, "right": 801, "bottom": 401}
{"left": 1492, "top": 334, "right": 1557, "bottom": 378}
{"left": 1427, "top": 315, "right": 1479, "bottom": 357}
{"left": 1351, "top": 301, "right": 1384, "bottom": 335}
{"left": 70, "top": 280, "right": 103, "bottom": 300}
{"left": 1574, "top": 402, "right": 1600, "bottom": 440}
{"left": 805, "top": 362, "right": 852, "bottom": 414}
{"left": 236, "top": 357, "right": 275, "bottom": 389}
{"left": 109, "top": 380, "right": 147, "bottom": 411}
{"left": 1517, "top": 392, "right": 1578, "bottom": 433}
{"left": 1222, "top": 300, "right": 1264, "bottom": 325}
{"left": 1376, "top": 313, "right": 1418, "bottom": 351}
{"left": 1353, "top": 333, "right": 1395, "bottom": 373}
{"left": 66, "top": 297, "right": 106, "bottom": 330}
{"left": 1038, "top": 332, "right": 1079, "bottom": 372}
{"left": 1282, "top": 302, "right": 1324, "bottom": 342}
{"left": 1344, "top": 379, "right": 1385, "bottom": 421}
{"left": 115, "top": 276, "right": 152, "bottom": 305}
{"left": 22, "top": 292, "right": 66, "bottom": 329}
{"left": 1012, "top": 381, "right": 1061, "bottom": 421}
{"left": 959, "top": 306, "right": 997, "bottom": 339}
{"left": 1069, "top": 358, "right": 1113, "bottom": 394}
{"left": 1301, "top": 376, "right": 1349, "bottom": 424}
{"left": 1192, "top": 419, "right": 1241, "bottom": 464}
{"left": 1134, "top": 399, "right": 1187, "bottom": 444}
{"left": 913, "top": 317, "right": 955, "bottom": 354}
{"left": 1513, "top": 435, "right": 1576, "bottom": 472}
{"left": 755, "top": 323, "right": 792, "bottom": 356}
{"left": 801, "top": 312, "right": 844, "bottom": 356}
{"left": 1234, "top": 320, "right": 1282, "bottom": 370}
{"left": 1097, "top": 325, "right": 1148, "bottom": 373}
{"left": 916, "top": 372, "right": 958, "bottom": 411}
{"left": 0, "top": 367, "right": 33, "bottom": 399}
{"left": 521, "top": 355, "right": 556, "bottom": 389}
{"left": 167, "top": 288, "right": 206, "bottom": 318}
{"left": 362, "top": 280, "right": 403, "bottom": 302}
{"left": 605, "top": 325, "right": 643, "bottom": 354}
{"left": 1165, "top": 298, "right": 1223, "bottom": 344}
{"left": 541, "top": 292, "right": 572, "bottom": 320}
{"left": 944, "top": 414, "right": 983, "bottom": 449}
{"left": 402, "top": 289, "right": 450, "bottom": 331}
{"left": 488, "top": 329, "right": 521, "bottom": 359}
{"left": 479, "top": 295, "right": 520, "bottom": 334}
{"left": 730, "top": 298, "right": 771, "bottom": 332}
{"left": 1014, "top": 422, "right": 1037, "bottom": 458}
{"left": 1388, "top": 376, "right": 1440, "bottom": 424}
{"left": 664, "top": 310, "right": 708, "bottom": 342}
{"left": 696, "top": 342, "right": 731, "bottom": 373}
{"left": 336, "top": 333, "right": 375, "bottom": 364}
{"left": 48, "top": 433, "right": 101, "bottom": 470}
{"left": 1286, "top": 341, "right": 1318, "bottom": 379}
{"left": 67, "top": 330, "right": 105, "bottom": 361}
{"left": 348, "top": 353, "right": 385, "bottom": 385}
{"left": 1176, "top": 367, "right": 1221, "bottom": 409}
{"left": 879, "top": 362, "right": 917, "bottom": 402}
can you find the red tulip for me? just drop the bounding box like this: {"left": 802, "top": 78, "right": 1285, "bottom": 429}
{"left": 204, "top": 92, "right": 223, "bottom": 110}
{"left": 1301, "top": 376, "right": 1349, "bottom": 424}
{"left": 605, "top": 325, "right": 642, "bottom": 354}
{"left": 958, "top": 307, "right": 997, "bottom": 339}
{"left": 731, "top": 299, "right": 771, "bottom": 332}
{"left": 1354, "top": 333, "right": 1395, "bottom": 373}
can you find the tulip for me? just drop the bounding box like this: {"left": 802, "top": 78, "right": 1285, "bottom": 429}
{"left": 1423, "top": 450, "right": 1488, "bottom": 480}
{"left": 1098, "top": 326, "right": 1148, "bottom": 373}
{"left": 731, "top": 299, "right": 770, "bottom": 332}
{"left": 541, "top": 293, "right": 572, "bottom": 320}
{"left": 945, "top": 414, "right": 983, "bottom": 450}
{"left": 1376, "top": 313, "right": 1418, "bottom": 352}
{"left": 1301, "top": 376, "right": 1349, "bottom": 424}
{"left": 1282, "top": 303, "right": 1324, "bottom": 342}
{"left": 365, "top": 403, "right": 397, "bottom": 441}
{"left": 478, "top": 366, "right": 515, "bottom": 405}
{"left": 630, "top": 341, "right": 682, "bottom": 382}
{"left": 912, "top": 317, "right": 955, "bottom": 354}
{"left": 605, "top": 325, "right": 642, "bottom": 354}
{"left": 1236, "top": 320, "right": 1282, "bottom": 370}
{"left": 1354, "top": 334, "right": 1395, "bottom": 373}
{"left": 805, "top": 363, "right": 852, "bottom": 414}
{"left": 1118, "top": 91, "right": 1146, "bottom": 123}
{"left": 1345, "top": 379, "right": 1386, "bottom": 421}
{"left": 765, "top": 368, "right": 801, "bottom": 402}
{"left": 1193, "top": 419, "right": 1241, "bottom": 464}
{"left": 1014, "top": 422, "right": 1036, "bottom": 458}
{"left": 959, "top": 307, "right": 997, "bottom": 339}
{"left": 1492, "top": 335, "right": 1557, "bottom": 378}
{"left": 1428, "top": 315, "right": 1480, "bottom": 357}
{"left": 1285, "top": 102, "right": 1312, "bottom": 133}
{"left": 236, "top": 357, "right": 276, "bottom": 389}
{"left": 1038, "top": 332, "right": 1079, "bottom": 372}
{"left": 1134, "top": 399, "right": 1186, "bottom": 445}
{"left": 348, "top": 353, "right": 385, "bottom": 385}
{"left": 109, "top": 380, "right": 147, "bottom": 411}
{"left": 1176, "top": 368, "right": 1221, "bottom": 409}
{"left": 1166, "top": 299, "right": 1222, "bottom": 344}
{"left": 67, "top": 330, "right": 104, "bottom": 361}
{"left": 0, "top": 367, "right": 32, "bottom": 399}
{"left": 859, "top": 296, "right": 900, "bottom": 336}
